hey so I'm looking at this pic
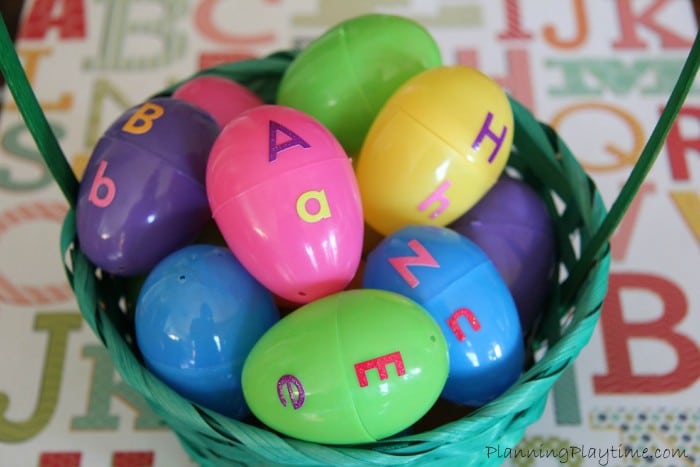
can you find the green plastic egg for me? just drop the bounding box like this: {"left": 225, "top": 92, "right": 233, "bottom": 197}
{"left": 241, "top": 289, "right": 449, "bottom": 444}
{"left": 276, "top": 14, "right": 442, "bottom": 155}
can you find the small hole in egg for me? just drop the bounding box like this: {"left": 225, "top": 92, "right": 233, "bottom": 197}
{"left": 179, "top": 275, "right": 186, "bottom": 282}
{"left": 298, "top": 291, "right": 307, "bottom": 297}
{"left": 430, "top": 335, "right": 436, "bottom": 342}
{"left": 118, "top": 296, "right": 128, "bottom": 313}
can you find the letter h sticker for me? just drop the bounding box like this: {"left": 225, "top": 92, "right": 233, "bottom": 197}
{"left": 471, "top": 111, "right": 508, "bottom": 163}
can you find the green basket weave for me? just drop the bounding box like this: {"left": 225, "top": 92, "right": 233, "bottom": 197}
{"left": 2, "top": 14, "right": 699, "bottom": 466}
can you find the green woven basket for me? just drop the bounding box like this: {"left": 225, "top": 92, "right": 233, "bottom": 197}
{"left": 2, "top": 15, "right": 699, "bottom": 466}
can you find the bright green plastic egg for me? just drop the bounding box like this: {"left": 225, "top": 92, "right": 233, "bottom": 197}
{"left": 241, "top": 289, "right": 449, "bottom": 444}
{"left": 276, "top": 14, "right": 442, "bottom": 155}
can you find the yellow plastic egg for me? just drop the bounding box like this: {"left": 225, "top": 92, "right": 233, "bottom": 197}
{"left": 356, "top": 66, "right": 514, "bottom": 236}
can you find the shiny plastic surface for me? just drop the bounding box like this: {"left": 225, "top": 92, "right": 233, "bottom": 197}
{"left": 173, "top": 75, "right": 264, "bottom": 128}
{"left": 135, "top": 244, "right": 279, "bottom": 419}
{"left": 206, "top": 105, "right": 363, "bottom": 303}
{"left": 76, "top": 97, "right": 219, "bottom": 275}
{"left": 356, "top": 65, "right": 514, "bottom": 236}
{"left": 276, "top": 13, "right": 442, "bottom": 154}
{"left": 241, "top": 289, "right": 448, "bottom": 444}
{"left": 449, "top": 175, "right": 557, "bottom": 332}
{"left": 363, "top": 225, "right": 524, "bottom": 407}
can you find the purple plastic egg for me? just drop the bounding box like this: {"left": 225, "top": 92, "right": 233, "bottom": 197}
{"left": 76, "top": 97, "right": 220, "bottom": 276}
{"left": 449, "top": 174, "right": 556, "bottom": 332}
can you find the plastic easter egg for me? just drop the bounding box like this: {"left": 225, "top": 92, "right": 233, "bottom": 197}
{"left": 277, "top": 14, "right": 442, "bottom": 155}
{"left": 449, "top": 175, "right": 557, "bottom": 332}
{"left": 173, "top": 75, "right": 264, "bottom": 128}
{"left": 76, "top": 97, "right": 220, "bottom": 275}
{"left": 363, "top": 225, "right": 524, "bottom": 407}
{"left": 241, "top": 289, "right": 448, "bottom": 444}
{"left": 206, "top": 105, "right": 363, "bottom": 304}
{"left": 135, "top": 244, "right": 279, "bottom": 419}
{"left": 356, "top": 66, "right": 513, "bottom": 236}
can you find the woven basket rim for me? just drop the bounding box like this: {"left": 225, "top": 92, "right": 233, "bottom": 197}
{"left": 55, "top": 51, "right": 613, "bottom": 466}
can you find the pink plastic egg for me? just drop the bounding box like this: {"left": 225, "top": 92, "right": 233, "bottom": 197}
{"left": 173, "top": 75, "right": 264, "bottom": 128}
{"left": 206, "top": 105, "right": 363, "bottom": 303}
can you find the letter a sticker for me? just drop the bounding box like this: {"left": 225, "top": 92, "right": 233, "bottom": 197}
{"left": 269, "top": 120, "right": 311, "bottom": 162}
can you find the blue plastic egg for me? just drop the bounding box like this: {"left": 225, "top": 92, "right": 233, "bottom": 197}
{"left": 363, "top": 225, "right": 524, "bottom": 407}
{"left": 135, "top": 244, "right": 279, "bottom": 419}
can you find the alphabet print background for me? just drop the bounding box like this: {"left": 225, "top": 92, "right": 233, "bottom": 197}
{"left": 0, "top": 1, "right": 698, "bottom": 466}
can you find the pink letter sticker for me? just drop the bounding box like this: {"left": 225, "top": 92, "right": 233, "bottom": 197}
{"left": 447, "top": 308, "right": 481, "bottom": 341}
{"left": 417, "top": 180, "right": 451, "bottom": 219}
{"left": 388, "top": 239, "right": 440, "bottom": 288}
{"left": 88, "top": 160, "right": 116, "bottom": 208}
{"left": 354, "top": 351, "right": 406, "bottom": 388}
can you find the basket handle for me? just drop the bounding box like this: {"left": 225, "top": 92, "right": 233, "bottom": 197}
{"left": 560, "top": 29, "right": 700, "bottom": 304}
{"left": 0, "top": 14, "right": 78, "bottom": 207}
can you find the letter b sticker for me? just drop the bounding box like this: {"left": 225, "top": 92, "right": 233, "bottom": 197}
{"left": 88, "top": 160, "right": 116, "bottom": 208}
{"left": 122, "top": 102, "right": 165, "bottom": 135}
